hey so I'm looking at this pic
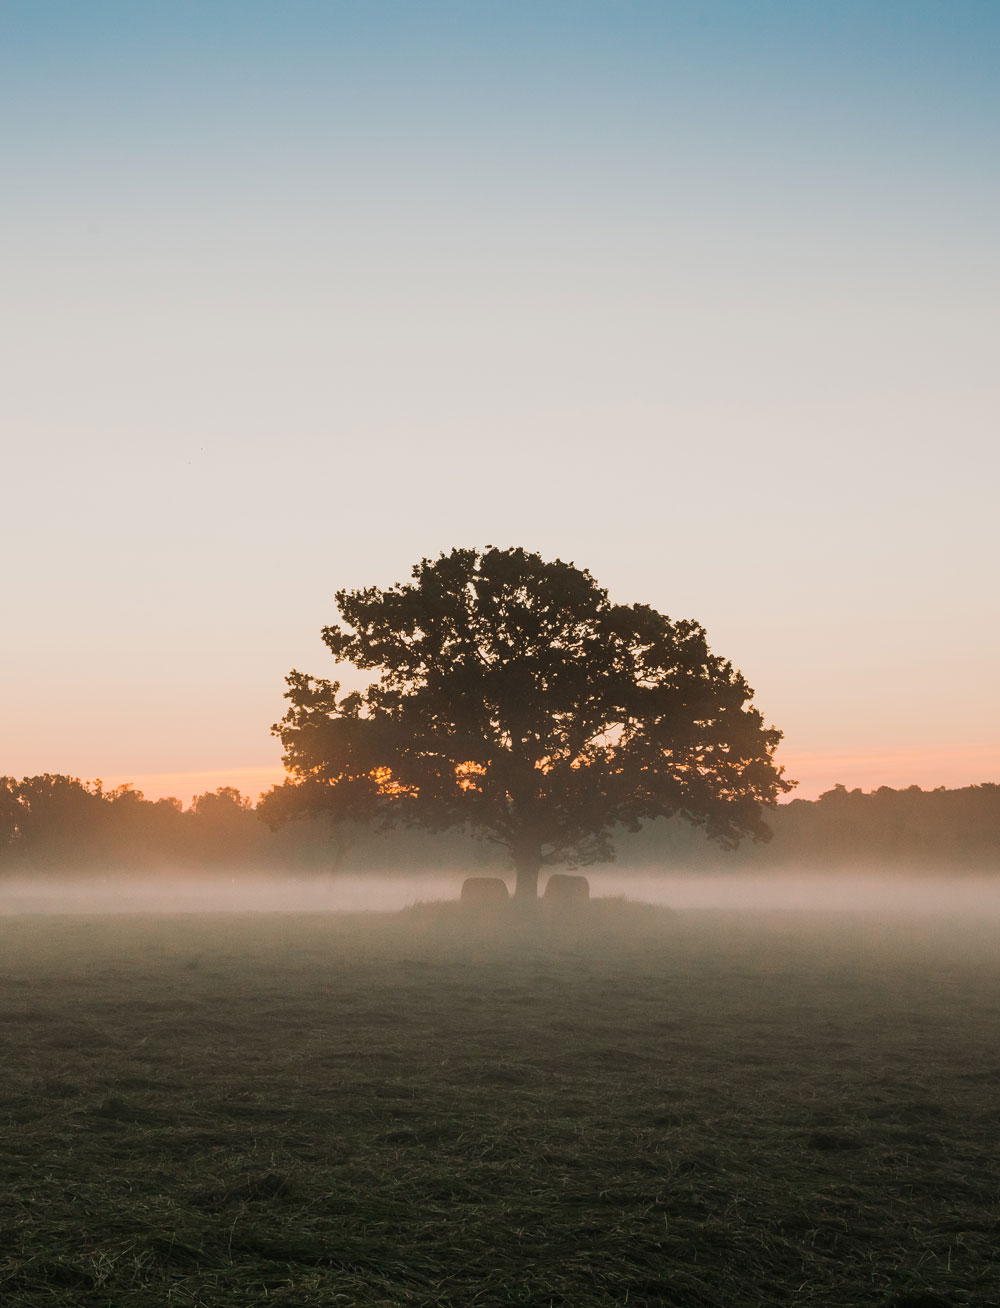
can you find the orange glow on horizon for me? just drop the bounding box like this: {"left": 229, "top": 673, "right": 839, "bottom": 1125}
{"left": 99, "top": 766, "right": 288, "bottom": 808}
{"left": 91, "top": 746, "right": 1000, "bottom": 809}
{"left": 776, "top": 744, "right": 1000, "bottom": 801}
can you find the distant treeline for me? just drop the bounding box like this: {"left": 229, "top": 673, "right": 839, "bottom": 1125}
{"left": 0, "top": 776, "right": 492, "bottom": 876}
{"left": 1, "top": 775, "right": 999, "bottom": 875}
{"left": 615, "top": 783, "right": 1000, "bottom": 872}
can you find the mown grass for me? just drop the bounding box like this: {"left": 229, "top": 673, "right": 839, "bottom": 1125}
{"left": 1, "top": 898, "right": 998, "bottom": 1306}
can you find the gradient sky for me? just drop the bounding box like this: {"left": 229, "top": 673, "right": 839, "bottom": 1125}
{"left": 2, "top": 1, "right": 998, "bottom": 802}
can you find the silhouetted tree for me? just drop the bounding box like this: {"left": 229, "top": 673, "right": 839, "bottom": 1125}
{"left": 256, "top": 780, "right": 366, "bottom": 875}
{"left": 270, "top": 547, "right": 793, "bottom": 899}
{"left": 187, "top": 787, "right": 258, "bottom": 864}
{"left": 0, "top": 777, "right": 21, "bottom": 862}
{"left": 9, "top": 774, "right": 106, "bottom": 867}
{"left": 99, "top": 785, "right": 187, "bottom": 869}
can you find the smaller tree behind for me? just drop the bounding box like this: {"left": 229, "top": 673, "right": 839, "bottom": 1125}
{"left": 270, "top": 547, "right": 793, "bottom": 898}
{"left": 187, "top": 787, "right": 259, "bottom": 865}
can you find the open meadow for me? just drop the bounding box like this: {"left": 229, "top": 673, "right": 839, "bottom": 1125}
{"left": 1, "top": 898, "right": 998, "bottom": 1307}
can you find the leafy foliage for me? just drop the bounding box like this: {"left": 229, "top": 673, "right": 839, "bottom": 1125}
{"left": 0, "top": 776, "right": 261, "bottom": 872}
{"left": 270, "top": 547, "right": 792, "bottom": 893}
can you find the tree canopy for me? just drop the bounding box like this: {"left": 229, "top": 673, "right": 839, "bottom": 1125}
{"left": 267, "top": 547, "right": 794, "bottom": 898}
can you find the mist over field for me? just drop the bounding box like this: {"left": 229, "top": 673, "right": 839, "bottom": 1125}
{"left": 3, "top": 866, "right": 1000, "bottom": 917}
{"left": 4, "top": 1, "right": 998, "bottom": 1301}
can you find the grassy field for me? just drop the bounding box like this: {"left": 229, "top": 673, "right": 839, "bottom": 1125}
{"left": 1, "top": 898, "right": 998, "bottom": 1306}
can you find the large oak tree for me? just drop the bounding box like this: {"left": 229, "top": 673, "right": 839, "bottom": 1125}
{"left": 267, "top": 547, "right": 793, "bottom": 898}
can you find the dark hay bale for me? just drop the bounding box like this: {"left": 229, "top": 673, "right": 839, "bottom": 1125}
{"left": 460, "top": 877, "right": 510, "bottom": 908}
{"left": 543, "top": 873, "right": 590, "bottom": 906}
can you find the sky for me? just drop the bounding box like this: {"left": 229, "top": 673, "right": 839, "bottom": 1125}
{"left": 2, "top": 0, "right": 998, "bottom": 804}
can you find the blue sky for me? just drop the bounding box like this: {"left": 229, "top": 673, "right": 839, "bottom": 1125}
{"left": 2, "top": 1, "right": 998, "bottom": 799}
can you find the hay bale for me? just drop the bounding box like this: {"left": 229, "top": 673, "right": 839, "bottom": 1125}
{"left": 543, "top": 873, "right": 590, "bottom": 906}
{"left": 460, "top": 877, "right": 510, "bottom": 907}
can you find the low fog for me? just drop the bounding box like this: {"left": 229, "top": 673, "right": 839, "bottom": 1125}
{"left": 2, "top": 868, "right": 1000, "bottom": 917}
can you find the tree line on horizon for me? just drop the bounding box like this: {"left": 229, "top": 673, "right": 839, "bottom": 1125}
{"left": 6, "top": 549, "right": 997, "bottom": 885}
{"left": 1, "top": 772, "right": 998, "bottom": 875}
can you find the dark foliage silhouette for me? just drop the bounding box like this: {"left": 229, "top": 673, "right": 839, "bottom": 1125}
{"left": 0, "top": 776, "right": 257, "bottom": 872}
{"left": 773, "top": 782, "right": 1000, "bottom": 868}
{"left": 1, "top": 775, "right": 999, "bottom": 876}
{"left": 266, "top": 547, "right": 792, "bottom": 898}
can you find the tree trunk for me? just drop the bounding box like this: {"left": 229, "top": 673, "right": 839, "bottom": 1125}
{"left": 512, "top": 837, "right": 542, "bottom": 902}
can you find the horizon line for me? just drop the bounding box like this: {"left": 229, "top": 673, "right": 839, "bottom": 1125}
{"left": 4, "top": 745, "right": 996, "bottom": 807}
